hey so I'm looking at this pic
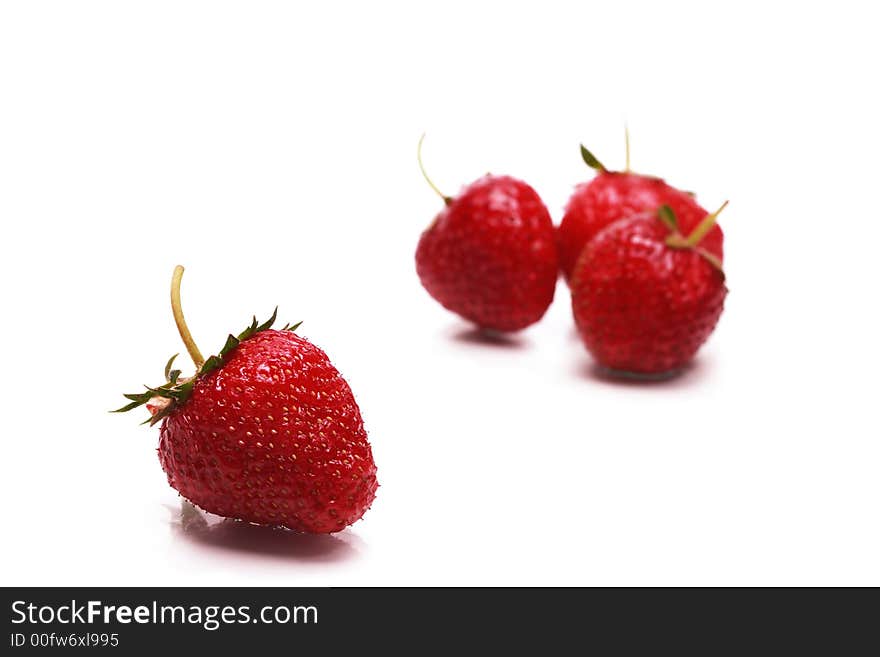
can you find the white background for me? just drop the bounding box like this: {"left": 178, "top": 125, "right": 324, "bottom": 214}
{"left": 1, "top": 1, "right": 878, "bottom": 586}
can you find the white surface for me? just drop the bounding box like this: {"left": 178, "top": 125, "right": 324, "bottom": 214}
{"left": 1, "top": 1, "right": 878, "bottom": 586}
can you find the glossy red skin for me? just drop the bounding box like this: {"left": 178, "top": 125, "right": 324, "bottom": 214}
{"left": 416, "top": 175, "right": 558, "bottom": 332}
{"left": 158, "top": 330, "right": 378, "bottom": 534}
{"left": 558, "top": 172, "right": 723, "bottom": 281}
{"left": 570, "top": 213, "right": 727, "bottom": 375}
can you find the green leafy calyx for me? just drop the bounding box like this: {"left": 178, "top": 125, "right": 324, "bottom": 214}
{"left": 660, "top": 205, "right": 726, "bottom": 274}
{"left": 657, "top": 204, "right": 679, "bottom": 232}
{"left": 113, "top": 308, "right": 301, "bottom": 425}
{"left": 580, "top": 144, "right": 607, "bottom": 172}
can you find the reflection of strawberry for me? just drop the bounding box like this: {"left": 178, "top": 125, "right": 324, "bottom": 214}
{"left": 570, "top": 204, "right": 728, "bottom": 376}
{"left": 557, "top": 142, "right": 723, "bottom": 281}
{"left": 415, "top": 136, "right": 558, "bottom": 332}
{"left": 115, "top": 266, "right": 378, "bottom": 534}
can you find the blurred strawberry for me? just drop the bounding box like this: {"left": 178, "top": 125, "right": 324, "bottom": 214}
{"left": 570, "top": 204, "right": 728, "bottom": 376}
{"left": 415, "top": 136, "right": 558, "bottom": 332}
{"left": 557, "top": 136, "right": 723, "bottom": 281}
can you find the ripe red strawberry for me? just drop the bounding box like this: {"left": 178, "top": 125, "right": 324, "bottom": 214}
{"left": 115, "top": 266, "right": 378, "bottom": 534}
{"left": 415, "top": 136, "right": 558, "bottom": 332}
{"left": 570, "top": 204, "right": 728, "bottom": 376}
{"left": 557, "top": 141, "right": 723, "bottom": 281}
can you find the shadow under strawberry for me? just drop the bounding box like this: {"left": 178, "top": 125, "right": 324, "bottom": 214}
{"left": 449, "top": 325, "right": 530, "bottom": 350}
{"left": 578, "top": 355, "right": 715, "bottom": 389}
{"left": 168, "top": 501, "right": 360, "bottom": 563}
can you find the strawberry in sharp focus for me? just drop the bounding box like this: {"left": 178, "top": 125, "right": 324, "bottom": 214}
{"left": 570, "top": 203, "right": 729, "bottom": 377}
{"left": 557, "top": 135, "right": 723, "bottom": 281}
{"left": 415, "top": 135, "right": 558, "bottom": 332}
{"left": 114, "top": 266, "right": 378, "bottom": 534}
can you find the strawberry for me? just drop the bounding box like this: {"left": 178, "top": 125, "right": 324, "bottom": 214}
{"left": 570, "top": 203, "right": 728, "bottom": 376}
{"left": 557, "top": 138, "right": 723, "bottom": 281}
{"left": 115, "top": 266, "right": 378, "bottom": 534}
{"left": 415, "top": 136, "right": 558, "bottom": 332}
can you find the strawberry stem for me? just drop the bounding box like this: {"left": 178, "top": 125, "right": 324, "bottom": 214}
{"left": 417, "top": 133, "right": 452, "bottom": 205}
{"left": 624, "top": 124, "right": 631, "bottom": 172}
{"left": 170, "top": 265, "right": 205, "bottom": 369}
{"left": 684, "top": 201, "right": 728, "bottom": 247}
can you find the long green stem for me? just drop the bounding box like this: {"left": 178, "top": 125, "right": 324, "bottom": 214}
{"left": 170, "top": 265, "right": 205, "bottom": 369}
{"left": 417, "top": 133, "right": 452, "bottom": 205}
